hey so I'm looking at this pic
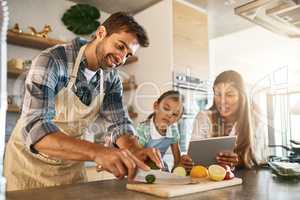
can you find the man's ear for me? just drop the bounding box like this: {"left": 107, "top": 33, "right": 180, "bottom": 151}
{"left": 95, "top": 26, "right": 107, "bottom": 41}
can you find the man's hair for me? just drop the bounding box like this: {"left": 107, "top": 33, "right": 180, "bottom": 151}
{"left": 102, "top": 12, "right": 149, "bottom": 47}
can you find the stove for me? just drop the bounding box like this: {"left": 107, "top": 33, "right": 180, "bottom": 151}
{"left": 269, "top": 154, "right": 300, "bottom": 163}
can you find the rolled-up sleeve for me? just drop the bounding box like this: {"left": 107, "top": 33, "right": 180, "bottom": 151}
{"left": 21, "top": 53, "right": 61, "bottom": 151}
{"left": 100, "top": 71, "right": 136, "bottom": 144}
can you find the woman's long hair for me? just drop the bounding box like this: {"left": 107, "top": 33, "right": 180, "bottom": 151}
{"left": 209, "top": 70, "right": 254, "bottom": 168}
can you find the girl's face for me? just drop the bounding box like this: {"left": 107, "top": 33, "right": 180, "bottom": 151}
{"left": 214, "top": 82, "right": 240, "bottom": 119}
{"left": 153, "top": 98, "right": 183, "bottom": 130}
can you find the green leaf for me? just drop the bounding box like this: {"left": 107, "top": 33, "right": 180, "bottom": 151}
{"left": 61, "top": 4, "right": 101, "bottom": 35}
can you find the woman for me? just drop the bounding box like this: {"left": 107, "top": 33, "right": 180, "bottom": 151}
{"left": 191, "top": 70, "right": 255, "bottom": 168}
{"left": 136, "top": 90, "right": 193, "bottom": 171}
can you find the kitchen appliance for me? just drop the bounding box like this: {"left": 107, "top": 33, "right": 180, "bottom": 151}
{"left": 173, "top": 72, "right": 210, "bottom": 152}
{"left": 269, "top": 139, "right": 300, "bottom": 163}
{"left": 235, "top": 0, "right": 300, "bottom": 38}
{"left": 268, "top": 139, "right": 300, "bottom": 177}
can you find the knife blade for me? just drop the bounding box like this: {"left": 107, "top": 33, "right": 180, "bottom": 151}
{"left": 133, "top": 168, "right": 192, "bottom": 185}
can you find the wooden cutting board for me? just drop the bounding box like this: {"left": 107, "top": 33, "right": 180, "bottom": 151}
{"left": 127, "top": 177, "right": 242, "bottom": 198}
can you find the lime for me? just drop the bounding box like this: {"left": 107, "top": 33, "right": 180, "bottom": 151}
{"left": 173, "top": 166, "right": 187, "bottom": 177}
{"left": 208, "top": 165, "right": 226, "bottom": 181}
{"left": 145, "top": 174, "right": 156, "bottom": 184}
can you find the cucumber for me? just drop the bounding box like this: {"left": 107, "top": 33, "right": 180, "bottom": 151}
{"left": 145, "top": 174, "right": 156, "bottom": 184}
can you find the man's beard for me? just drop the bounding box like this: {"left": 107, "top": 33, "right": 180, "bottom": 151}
{"left": 95, "top": 46, "right": 121, "bottom": 71}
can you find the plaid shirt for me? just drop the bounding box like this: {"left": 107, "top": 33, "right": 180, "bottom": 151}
{"left": 21, "top": 38, "right": 135, "bottom": 150}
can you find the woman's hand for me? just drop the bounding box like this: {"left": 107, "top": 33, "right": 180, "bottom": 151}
{"left": 216, "top": 151, "right": 239, "bottom": 168}
{"left": 180, "top": 155, "right": 194, "bottom": 172}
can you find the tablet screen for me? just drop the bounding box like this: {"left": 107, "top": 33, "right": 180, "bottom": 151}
{"left": 187, "top": 136, "right": 236, "bottom": 167}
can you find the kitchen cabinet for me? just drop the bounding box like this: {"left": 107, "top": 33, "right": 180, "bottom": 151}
{"left": 7, "top": 31, "right": 64, "bottom": 49}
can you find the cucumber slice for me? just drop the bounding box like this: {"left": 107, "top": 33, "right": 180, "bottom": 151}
{"left": 145, "top": 174, "right": 156, "bottom": 184}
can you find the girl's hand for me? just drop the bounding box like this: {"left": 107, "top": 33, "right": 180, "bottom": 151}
{"left": 180, "top": 155, "right": 194, "bottom": 172}
{"left": 216, "top": 151, "right": 239, "bottom": 168}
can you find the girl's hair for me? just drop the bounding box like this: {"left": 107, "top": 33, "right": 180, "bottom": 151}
{"left": 147, "top": 90, "right": 183, "bottom": 120}
{"left": 209, "top": 70, "right": 254, "bottom": 168}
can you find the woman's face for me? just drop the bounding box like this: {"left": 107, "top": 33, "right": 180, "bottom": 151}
{"left": 154, "top": 98, "right": 183, "bottom": 130}
{"left": 214, "top": 82, "right": 240, "bottom": 119}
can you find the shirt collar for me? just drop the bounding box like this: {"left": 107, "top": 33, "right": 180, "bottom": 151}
{"left": 150, "top": 116, "right": 173, "bottom": 138}
{"left": 72, "top": 37, "right": 102, "bottom": 77}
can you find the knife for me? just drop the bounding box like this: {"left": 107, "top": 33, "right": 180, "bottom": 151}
{"left": 133, "top": 168, "right": 192, "bottom": 185}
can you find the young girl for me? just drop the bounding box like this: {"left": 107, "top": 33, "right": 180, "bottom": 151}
{"left": 136, "top": 90, "right": 190, "bottom": 171}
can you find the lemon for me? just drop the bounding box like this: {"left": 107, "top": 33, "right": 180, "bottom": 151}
{"left": 173, "top": 166, "right": 187, "bottom": 177}
{"left": 208, "top": 165, "right": 226, "bottom": 181}
{"left": 190, "top": 165, "right": 208, "bottom": 178}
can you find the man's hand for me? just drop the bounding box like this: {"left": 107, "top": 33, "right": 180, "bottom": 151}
{"left": 116, "top": 135, "right": 164, "bottom": 169}
{"left": 94, "top": 148, "right": 150, "bottom": 181}
{"left": 180, "top": 155, "right": 194, "bottom": 172}
{"left": 132, "top": 147, "right": 164, "bottom": 169}
{"left": 216, "top": 151, "right": 239, "bottom": 168}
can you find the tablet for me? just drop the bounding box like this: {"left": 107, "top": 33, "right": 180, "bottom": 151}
{"left": 188, "top": 136, "right": 236, "bottom": 167}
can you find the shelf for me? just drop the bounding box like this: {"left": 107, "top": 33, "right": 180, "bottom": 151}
{"left": 7, "top": 66, "right": 28, "bottom": 78}
{"left": 128, "top": 112, "right": 138, "bottom": 119}
{"left": 7, "top": 104, "right": 21, "bottom": 113}
{"left": 123, "top": 82, "right": 138, "bottom": 91}
{"left": 7, "top": 30, "right": 64, "bottom": 49}
{"left": 124, "top": 56, "right": 138, "bottom": 66}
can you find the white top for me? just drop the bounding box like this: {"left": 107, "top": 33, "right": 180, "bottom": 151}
{"left": 191, "top": 110, "right": 236, "bottom": 141}
{"left": 150, "top": 118, "right": 173, "bottom": 140}
{"left": 83, "top": 67, "right": 98, "bottom": 83}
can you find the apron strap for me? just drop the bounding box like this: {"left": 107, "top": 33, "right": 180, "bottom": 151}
{"left": 99, "top": 69, "right": 104, "bottom": 102}
{"left": 67, "top": 45, "right": 87, "bottom": 90}
{"left": 66, "top": 44, "right": 105, "bottom": 108}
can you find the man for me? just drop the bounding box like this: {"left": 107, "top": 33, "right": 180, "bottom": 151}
{"left": 4, "top": 12, "right": 162, "bottom": 191}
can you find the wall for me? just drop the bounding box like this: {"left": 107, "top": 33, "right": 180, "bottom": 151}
{"left": 209, "top": 26, "right": 300, "bottom": 88}
{"left": 6, "top": 0, "right": 109, "bottom": 138}
{"left": 173, "top": 0, "right": 209, "bottom": 80}
{"left": 121, "top": 0, "right": 174, "bottom": 122}
{"left": 209, "top": 26, "right": 300, "bottom": 151}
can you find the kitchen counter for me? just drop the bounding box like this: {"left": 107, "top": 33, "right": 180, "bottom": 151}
{"left": 6, "top": 168, "right": 300, "bottom": 200}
